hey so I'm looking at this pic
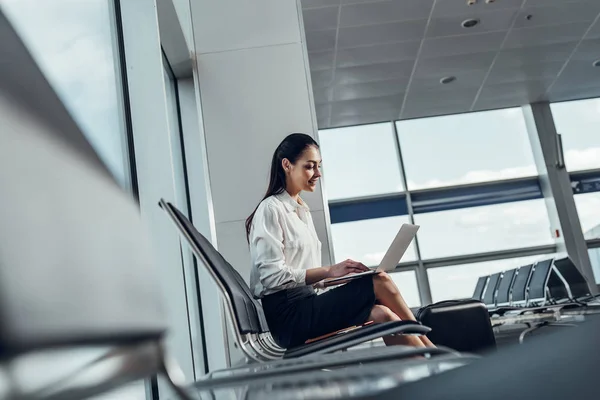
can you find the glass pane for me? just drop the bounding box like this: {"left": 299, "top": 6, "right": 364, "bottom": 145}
{"left": 3, "top": 0, "right": 129, "bottom": 187}
{"left": 397, "top": 108, "right": 536, "bottom": 190}
{"left": 319, "top": 123, "right": 404, "bottom": 200}
{"left": 551, "top": 98, "right": 600, "bottom": 172}
{"left": 589, "top": 247, "right": 600, "bottom": 285}
{"left": 574, "top": 192, "right": 600, "bottom": 240}
{"left": 330, "top": 216, "right": 417, "bottom": 266}
{"left": 414, "top": 199, "right": 553, "bottom": 259}
{"left": 390, "top": 270, "right": 420, "bottom": 307}
{"left": 428, "top": 254, "right": 556, "bottom": 303}
{"left": 163, "top": 66, "right": 188, "bottom": 215}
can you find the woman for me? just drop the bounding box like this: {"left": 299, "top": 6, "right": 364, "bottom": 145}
{"left": 246, "top": 133, "right": 434, "bottom": 349}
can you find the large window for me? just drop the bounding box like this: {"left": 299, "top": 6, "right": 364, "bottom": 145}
{"left": 551, "top": 98, "right": 600, "bottom": 172}
{"left": 427, "top": 254, "right": 556, "bottom": 303}
{"left": 318, "top": 123, "right": 404, "bottom": 200}
{"left": 2, "top": 0, "right": 130, "bottom": 187}
{"left": 396, "top": 108, "right": 537, "bottom": 190}
{"left": 320, "top": 105, "right": 588, "bottom": 305}
{"left": 390, "top": 270, "right": 420, "bottom": 308}
{"left": 589, "top": 248, "right": 600, "bottom": 285}
{"left": 574, "top": 192, "right": 600, "bottom": 240}
{"left": 414, "top": 199, "right": 553, "bottom": 259}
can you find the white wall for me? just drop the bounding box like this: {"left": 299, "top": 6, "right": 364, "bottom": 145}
{"left": 187, "top": 0, "right": 333, "bottom": 365}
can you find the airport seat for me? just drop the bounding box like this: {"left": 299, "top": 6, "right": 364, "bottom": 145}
{"left": 472, "top": 276, "right": 488, "bottom": 302}
{"left": 548, "top": 256, "right": 595, "bottom": 302}
{"left": 495, "top": 268, "right": 517, "bottom": 307}
{"left": 510, "top": 263, "right": 534, "bottom": 306}
{"left": 159, "top": 200, "right": 431, "bottom": 362}
{"left": 482, "top": 272, "right": 502, "bottom": 307}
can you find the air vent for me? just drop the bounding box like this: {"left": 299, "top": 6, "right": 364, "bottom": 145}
{"left": 462, "top": 18, "right": 480, "bottom": 28}
{"left": 440, "top": 76, "right": 457, "bottom": 85}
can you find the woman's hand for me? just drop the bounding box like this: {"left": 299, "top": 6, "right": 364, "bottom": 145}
{"left": 326, "top": 259, "right": 370, "bottom": 278}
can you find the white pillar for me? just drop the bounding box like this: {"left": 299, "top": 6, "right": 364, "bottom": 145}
{"left": 188, "top": 0, "right": 333, "bottom": 365}
{"left": 523, "top": 103, "right": 597, "bottom": 293}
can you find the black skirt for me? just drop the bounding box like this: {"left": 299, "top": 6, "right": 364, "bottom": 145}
{"left": 260, "top": 276, "right": 376, "bottom": 348}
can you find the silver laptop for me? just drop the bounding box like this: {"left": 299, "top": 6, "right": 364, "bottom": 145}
{"left": 324, "top": 223, "right": 420, "bottom": 285}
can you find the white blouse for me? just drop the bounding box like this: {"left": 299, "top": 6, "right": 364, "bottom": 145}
{"left": 249, "top": 191, "right": 322, "bottom": 298}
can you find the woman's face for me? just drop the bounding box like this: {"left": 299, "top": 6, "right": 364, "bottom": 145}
{"left": 284, "top": 146, "right": 322, "bottom": 193}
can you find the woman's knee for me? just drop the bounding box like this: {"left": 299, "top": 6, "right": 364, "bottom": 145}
{"left": 369, "top": 305, "right": 400, "bottom": 323}
{"left": 373, "top": 272, "right": 398, "bottom": 292}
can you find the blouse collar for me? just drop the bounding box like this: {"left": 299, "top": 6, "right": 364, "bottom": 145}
{"left": 276, "top": 190, "right": 310, "bottom": 213}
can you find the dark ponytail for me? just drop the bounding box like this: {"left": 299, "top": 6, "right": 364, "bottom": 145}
{"left": 245, "top": 133, "right": 319, "bottom": 242}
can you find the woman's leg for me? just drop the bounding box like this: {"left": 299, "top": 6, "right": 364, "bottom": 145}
{"left": 369, "top": 305, "right": 424, "bottom": 347}
{"left": 372, "top": 272, "right": 436, "bottom": 348}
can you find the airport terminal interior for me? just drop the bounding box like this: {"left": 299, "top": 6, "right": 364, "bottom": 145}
{"left": 1, "top": 0, "right": 600, "bottom": 399}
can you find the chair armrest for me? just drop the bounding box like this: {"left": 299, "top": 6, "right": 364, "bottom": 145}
{"left": 283, "top": 320, "right": 430, "bottom": 359}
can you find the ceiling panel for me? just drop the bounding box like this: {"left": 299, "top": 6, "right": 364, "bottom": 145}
{"left": 332, "top": 61, "right": 415, "bottom": 85}
{"left": 426, "top": 8, "right": 517, "bottom": 38}
{"left": 308, "top": 50, "right": 334, "bottom": 71}
{"left": 335, "top": 41, "right": 420, "bottom": 68}
{"left": 305, "top": 29, "right": 336, "bottom": 52}
{"left": 302, "top": 0, "right": 339, "bottom": 9}
{"left": 301, "top": 0, "right": 600, "bottom": 129}
{"left": 585, "top": 18, "right": 600, "bottom": 39}
{"left": 524, "top": 0, "right": 600, "bottom": 8}
{"left": 546, "top": 84, "right": 600, "bottom": 103}
{"left": 420, "top": 31, "right": 506, "bottom": 59}
{"left": 339, "top": 1, "right": 434, "bottom": 28}
{"left": 413, "top": 51, "right": 496, "bottom": 77}
{"left": 402, "top": 88, "right": 479, "bottom": 119}
{"left": 310, "top": 69, "right": 333, "bottom": 88}
{"left": 514, "top": 3, "right": 600, "bottom": 29}
{"left": 411, "top": 69, "right": 488, "bottom": 92}
{"left": 486, "top": 62, "right": 565, "bottom": 85}
{"left": 315, "top": 104, "right": 331, "bottom": 121}
{"left": 313, "top": 87, "right": 332, "bottom": 105}
{"left": 477, "top": 81, "right": 551, "bottom": 103}
{"left": 302, "top": 6, "right": 339, "bottom": 31}
{"left": 572, "top": 38, "right": 600, "bottom": 60}
{"left": 331, "top": 94, "right": 404, "bottom": 117}
{"left": 432, "top": 0, "right": 524, "bottom": 18}
{"left": 494, "top": 42, "right": 577, "bottom": 67}
{"left": 504, "top": 22, "right": 590, "bottom": 48}
{"left": 552, "top": 59, "right": 600, "bottom": 87}
{"left": 337, "top": 19, "right": 426, "bottom": 48}
{"left": 332, "top": 79, "right": 408, "bottom": 102}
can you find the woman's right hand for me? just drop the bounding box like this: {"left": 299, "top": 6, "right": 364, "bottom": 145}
{"left": 327, "top": 259, "right": 370, "bottom": 278}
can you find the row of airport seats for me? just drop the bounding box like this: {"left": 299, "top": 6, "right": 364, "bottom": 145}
{"left": 472, "top": 256, "right": 593, "bottom": 311}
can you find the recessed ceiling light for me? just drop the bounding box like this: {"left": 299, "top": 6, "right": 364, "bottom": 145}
{"left": 440, "top": 76, "right": 457, "bottom": 84}
{"left": 462, "top": 18, "right": 480, "bottom": 28}
{"left": 593, "top": 60, "right": 600, "bottom": 67}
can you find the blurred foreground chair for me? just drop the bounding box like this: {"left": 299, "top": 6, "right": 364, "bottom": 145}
{"left": 0, "top": 10, "right": 190, "bottom": 400}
